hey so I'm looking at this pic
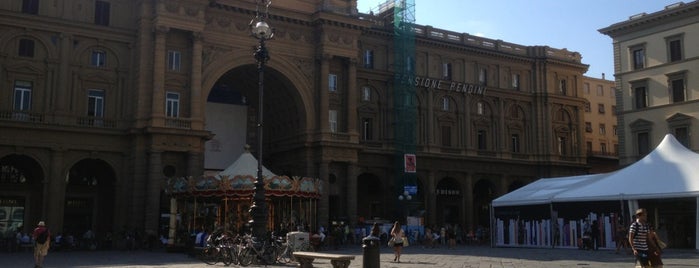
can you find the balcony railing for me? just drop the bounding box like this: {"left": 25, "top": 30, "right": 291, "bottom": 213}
{"left": 0, "top": 111, "right": 45, "bottom": 123}
{"left": 165, "top": 118, "right": 192, "bottom": 129}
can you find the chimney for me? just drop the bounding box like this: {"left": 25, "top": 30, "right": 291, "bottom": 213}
{"left": 602, "top": 73, "right": 605, "bottom": 80}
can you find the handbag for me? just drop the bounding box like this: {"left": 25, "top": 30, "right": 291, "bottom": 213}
{"left": 402, "top": 236, "right": 409, "bottom": 247}
{"left": 387, "top": 237, "right": 395, "bottom": 247}
{"left": 656, "top": 238, "right": 667, "bottom": 249}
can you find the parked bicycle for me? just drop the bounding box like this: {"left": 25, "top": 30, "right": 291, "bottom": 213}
{"left": 237, "top": 234, "right": 282, "bottom": 266}
{"left": 198, "top": 231, "right": 238, "bottom": 266}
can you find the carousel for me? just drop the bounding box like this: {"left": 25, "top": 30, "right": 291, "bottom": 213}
{"left": 164, "top": 149, "right": 322, "bottom": 247}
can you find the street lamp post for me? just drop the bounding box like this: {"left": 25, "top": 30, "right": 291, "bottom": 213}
{"left": 398, "top": 190, "right": 412, "bottom": 223}
{"left": 249, "top": 0, "right": 273, "bottom": 241}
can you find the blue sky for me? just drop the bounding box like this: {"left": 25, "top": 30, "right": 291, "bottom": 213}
{"left": 357, "top": 0, "right": 687, "bottom": 79}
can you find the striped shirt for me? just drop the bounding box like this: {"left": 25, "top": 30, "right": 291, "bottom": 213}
{"left": 629, "top": 221, "right": 649, "bottom": 251}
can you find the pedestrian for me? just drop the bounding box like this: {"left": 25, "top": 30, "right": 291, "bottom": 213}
{"left": 389, "top": 221, "right": 405, "bottom": 262}
{"left": 647, "top": 226, "right": 664, "bottom": 268}
{"left": 615, "top": 222, "right": 628, "bottom": 254}
{"left": 590, "top": 220, "right": 600, "bottom": 250}
{"left": 629, "top": 208, "right": 651, "bottom": 268}
{"left": 32, "top": 221, "right": 51, "bottom": 268}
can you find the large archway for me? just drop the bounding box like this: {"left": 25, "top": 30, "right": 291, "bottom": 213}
{"left": 436, "top": 177, "right": 461, "bottom": 226}
{"left": 204, "top": 64, "right": 307, "bottom": 173}
{"left": 357, "top": 173, "right": 384, "bottom": 221}
{"left": 473, "top": 178, "right": 496, "bottom": 228}
{"left": 65, "top": 159, "right": 116, "bottom": 242}
{"left": 0, "top": 154, "right": 44, "bottom": 235}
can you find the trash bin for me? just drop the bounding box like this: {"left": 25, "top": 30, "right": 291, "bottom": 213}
{"left": 362, "top": 236, "right": 380, "bottom": 268}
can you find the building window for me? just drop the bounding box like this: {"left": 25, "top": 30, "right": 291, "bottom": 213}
{"left": 597, "top": 85, "right": 604, "bottom": 96}
{"left": 441, "top": 97, "right": 449, "bottom": 111}
{"left": 166, "top": 92, "right": 180, "bottom": 117}
{"left": 583, "top": 83, "right": 590, "bottom": 94}
{"left": 511, "top": 134, "right": 520, "bottom": 153}
{"left": 612, "top": 105, "right": 617, "bottom": 115}
{"left": 613, "top": 125, "right": 618, "bottom": 136}
{"left": 362, "top": 118, "right": 373, "bottom": 140}
{"left": 559, "top": 79, "right": 567, "bottom": 95}
{"left": 601, "top": 143, "right": 607, "bottom": 154}
{"left": 91, "top": 50, "right": 106, "bottom": 67}
{"left": 667, "top": 36, "right": 683, "bottom": 62}
{"left": 328, "top": 74, "right": 337, "bottom": 92}
{"left": 94, "top": 0, "right": 110, "bottom": 26}
{"left": 634, "top": 86, "right": 648, "bottom": 109}
{"left": 585, "top": 122, "right": 592, "bottom": 133}
{"left": 670, "top": 77, "right": 685, "bottom": 103}
{"left": 406, "top": 56, "right": 414, "bottom": 72}
{"left": 442, "top": 63, "right": 452, "bottom": 80}
{"left": 442, "top": 126, "right": 451, "bottom": 147}
{"left": 22, "top": 0, "right": 39, "bottom": 14}
{"left": 512, "top": 74, "right": 520, "bottom": 90}
{"left": 598, "top": 103, "right": 605, "bottom": 114}
{"left": 362, "top": 87, "right": 371, "bottom": 101}
{"left": 586, "top": 142, "right": 592, "bottom": 154}
{"left": 599, "top": 124, "right": 606, "bottom": 135}
{"left": 631, "top": 46, "right": 645, "bottom": 70}
{"left": 363, "top": 50, "right": 373, "bottom": 69}
{"left": 478, "top": 68, "right": 487, "bottom": 86}
{"left": 87, "top": 89, "right": 105, "bottom": 117}
{"left": 584, "top": 102, "right": 591, "bottom": 113}
{"left": 558, "top": 136, "right": 567, "bottom": 155}
{"left": 477, "top": 102, "right": 484, "bottom": 115}
{"left": 477, "top": 130, "right": 487, "bottom": 150}
{"left": 674, "top": 127, "right": 689, "bottom": 148}
{"left": 13, "top": 81, "right": 32, "bottom": 111}
{"left": 329, "top": 110, "right": 337, "bottom": 132}
{"left": 18, "top": 39, "right": 35, "bottom": 57}
{"left": 637, "top": 132, "right": 649, "bottom": 156}
{"left": 168, "top": 50, "right": 181, "bottom": 71}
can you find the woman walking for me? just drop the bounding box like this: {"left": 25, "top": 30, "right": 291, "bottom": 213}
{"left": 390, "top": 221, "right": 405, "bottom": 262}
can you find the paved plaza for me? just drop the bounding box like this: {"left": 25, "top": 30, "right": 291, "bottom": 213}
{"left": 1, "top": 244, "right": 697, "bottom": 268}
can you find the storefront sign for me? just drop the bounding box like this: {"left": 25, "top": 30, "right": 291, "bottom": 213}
{"left": 409, "top": 76, "right": 487, "bottom": 95}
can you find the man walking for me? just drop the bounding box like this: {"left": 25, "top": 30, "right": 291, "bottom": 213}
{"left": 629, "top": 209, "right": 650, "bottom": 268}
{"left": 32, "top": 221, "right": 50, "bottom": 268}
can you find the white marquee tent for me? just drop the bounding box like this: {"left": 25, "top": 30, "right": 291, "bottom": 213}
{"left": 492, "top": 134, "right": 699, "bottom": 250}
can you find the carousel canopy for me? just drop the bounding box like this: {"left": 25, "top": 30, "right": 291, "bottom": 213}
{"left": 166, "top": 149, "right": 322, "bottom": 199}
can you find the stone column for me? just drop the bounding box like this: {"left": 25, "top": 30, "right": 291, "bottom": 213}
{"left": 47, "top": 149, "right": 66, "bottom": 232}
{"left": 319, "top": 55, "right": 331, "bottom": 131}
{"left": 190, "top": 32, "right": 203, "bottom": 129}
{"left": 144, "top": 150, "right": 163, "bottom": 234}
{"left": 317, "top": 161, "right": 330, "bottom": 230}
{"left": 464, "top": 173, "right": 474, "bottom": 231}
{"left": 347, "top": 59, "right": 358, "bottom": 136}
{"left": 426, "top": 170, "right": 437, "bottom": 226}
{"left": 151, "top": 26, "right": 168, "bottom": 126}
{"left": 55, "top": 34, "right": 71, "bottom": 113}
{"left": 346, "top": 164, "right": 359, "bottom": 226}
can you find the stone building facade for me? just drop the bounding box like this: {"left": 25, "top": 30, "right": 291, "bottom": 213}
{"left": 581, "top": 76, "right": 619, "bottom": 173}
{"left": 0, "top": 0, "right": 589, "bottom": 239}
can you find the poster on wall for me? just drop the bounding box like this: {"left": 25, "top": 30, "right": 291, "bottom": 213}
{"left": 0, "top": 197, "right": 25, "bottom": 236}
{"left": 404, "top": 154, "right": 416, "bottom": 173}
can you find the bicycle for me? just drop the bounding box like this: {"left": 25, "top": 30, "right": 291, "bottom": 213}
{"left": 198, "top": 232, "right": 237, "bottom": 266}
{"left": 237, "top": 234, "right": 281, "bottom": 266}
{"left": 278, "top": 236, "right": 310, "bottom": 263}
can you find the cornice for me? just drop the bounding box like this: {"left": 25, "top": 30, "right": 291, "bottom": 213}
{"left": 599, "top": 1, "right": 699, "bottom": 37}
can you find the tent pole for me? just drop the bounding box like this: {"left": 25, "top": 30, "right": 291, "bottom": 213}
{"left": 696, "top": 196, "right": 699, "bottom": 250}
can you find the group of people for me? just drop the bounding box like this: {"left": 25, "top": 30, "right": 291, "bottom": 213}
{"left": 629, "top": 208, "right": 664, "bottom": 268}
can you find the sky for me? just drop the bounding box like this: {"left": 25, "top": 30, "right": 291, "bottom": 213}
{"left": 357, "top": 0, "right": 689, "bottom": 79}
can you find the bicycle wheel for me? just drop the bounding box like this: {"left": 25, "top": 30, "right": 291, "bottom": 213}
{"left": 278, "top": 246, "right": 292, "bottom": 263}
{"left": 227, "top": 245, "right": 239, "bottom": 266}
{"left": 237, "top": 247, "right": 255, "bottom": 267}
{"left": 221, "top": 246, "right": 233, "bottom": 266}
{"left": 262, "top": 245, "right": 278, "bottom": 265}
{"left": 199, "top": 247, "right": 219, "bottom": 265}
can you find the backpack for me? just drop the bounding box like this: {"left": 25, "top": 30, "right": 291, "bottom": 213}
{"left": 36, "top": 229, "right": 49, "bottom": 244}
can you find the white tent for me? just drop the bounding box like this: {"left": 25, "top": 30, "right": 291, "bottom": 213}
{"left": 492, "top": 173, "right": 606, "bottom": 207}
{"left": 217, "top": 149, "right": 277, "bottom": 178}
{"left": 491, "top": 134, "right": 699, "bottom": 250}
{"left": 555, "top": 134, "right": 699, "bottom": 202}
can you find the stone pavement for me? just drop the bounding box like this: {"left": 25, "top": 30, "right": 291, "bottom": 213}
{"left": 1, "top": 244, "right": 697, "bottom": 268}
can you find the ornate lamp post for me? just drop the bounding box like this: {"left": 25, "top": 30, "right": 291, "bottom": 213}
{"left": 249, "top": 0, "right": 273, "bottom": 241}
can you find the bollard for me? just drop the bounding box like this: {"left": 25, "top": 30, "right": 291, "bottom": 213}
{"left": 362, "top": 235, "right": 380, "bottom": 268}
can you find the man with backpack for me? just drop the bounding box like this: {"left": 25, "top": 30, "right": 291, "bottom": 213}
{"left": 32, "top": 221, "right": 51, "bottom": 268}
{"left": 629, "top": 209, "right": 650, "bottom": 268}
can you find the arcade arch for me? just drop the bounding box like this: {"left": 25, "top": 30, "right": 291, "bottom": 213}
{"left": 64, "top": 159, "right": 116, "bottom": 239}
